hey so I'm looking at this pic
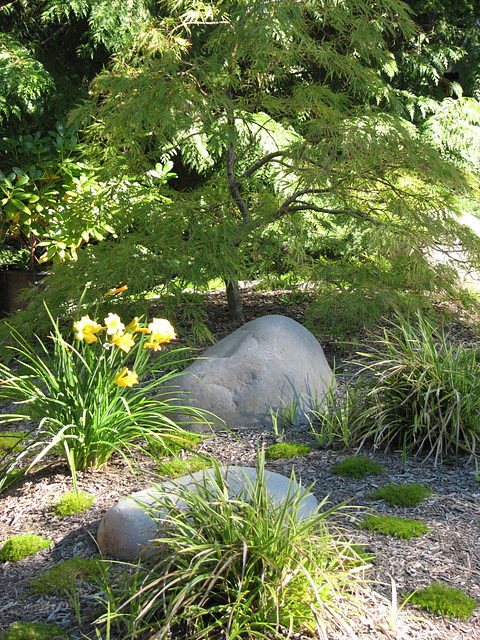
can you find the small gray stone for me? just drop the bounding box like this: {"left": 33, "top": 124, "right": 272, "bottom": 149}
{"left": 164, "top": 315, "right": 334, "bottom": 431}
{"left": 97, "top": 466, "right": 318, "bottom": 561}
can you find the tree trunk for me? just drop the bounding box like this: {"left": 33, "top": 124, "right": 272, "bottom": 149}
{"left": 225, "top": 278, "right": 245, "bottom": 323}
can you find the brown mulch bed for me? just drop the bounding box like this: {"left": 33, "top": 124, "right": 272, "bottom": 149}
{"left": 1, "top": 287, "right": 480, "bottom": 639}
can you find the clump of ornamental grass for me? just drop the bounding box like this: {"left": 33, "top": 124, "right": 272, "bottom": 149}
{"left": 407, "top": 583, "right": 478, "bottom": 619}
{"left": 332, "top": 456, "right": 385, "bottom": 478}
{"left": 0, "top": 288, "right": 213, "bottom": 493}
{"left": 0, "top": 468, "right": 25, "bottom": 494}
{"left": 0, "top": 534, "right": 52, "bottom": 562}
{"left": 265, "top": 441, "right": 311, "bottom": 460}
{"left": 31, "top": 557, "right": 106, "bottom": 595}
{"left": 0, "top": 621, "right": 68, "bottom": 639}
{"left": 353, "top": 311, "right": 480, "bottom": 464}
{"left": 368, "top": 483, "right": 431, "bottom": 507}
{"left": 359, "top": 514, "right": 429, "bottom": 539}
{"left": 157, "top": 454, "right": 213, "bottom": 478}
{"left": 309, "top": 380, "right": 368, "bottom": 449}
{"left": 52, "top": 491, "right": 94, "bottom": 518}
{"left": 94, "top": 454, "right": 375, "bottom": 640}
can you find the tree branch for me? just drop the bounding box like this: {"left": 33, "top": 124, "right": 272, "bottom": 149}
{"left": 278, "top": 187, "right": 333, "bottom": 209}
{"left": 226, "top": 142, "right": 250, "bottom": 225}
{"left": 238, "top": 151, "right": 287, "bottom": 181}
{"left": 225, "top": 86, "right": 250, "bottom": 226}
{"left": 284, "top": 203, "right": 380, "bottom": 225}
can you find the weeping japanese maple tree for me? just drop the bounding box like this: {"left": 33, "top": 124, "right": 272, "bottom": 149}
{"left": 71, "top": 0, "right": 480, "bottom": 321}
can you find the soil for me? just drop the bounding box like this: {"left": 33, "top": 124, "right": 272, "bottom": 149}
{"left": 0, "top": 287, "right": 479, "bottom": 640}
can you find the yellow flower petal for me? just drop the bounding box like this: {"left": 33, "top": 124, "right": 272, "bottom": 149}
{"left": 126, "top": 317, "right": 140, "bottom": 332}
{"left": 143, "top": 340, "right": 162, "bottom": 351}
{"left": 83, "top": 332, "right": 99, "bottom": 344}
{"left": 105, "top": 285, "right": 128, "bottom": 296}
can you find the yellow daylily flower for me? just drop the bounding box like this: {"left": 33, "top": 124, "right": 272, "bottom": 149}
{"left": 148, "top": 318, "right": 176, "bottom": 344}
{"left": 73, "top": 316, "right": 103, "bottom": 344}
{"left": 105, "top": 313, "right": 125, "bottom": 338}
{"left": 114, "top": 367, "right": 139, "bottom": 387}
{"left": 113, "top": 333, "right": 135, "bottom": 353}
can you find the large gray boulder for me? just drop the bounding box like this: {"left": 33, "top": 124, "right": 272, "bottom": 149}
{"left": 97, "top": 466, "right": 318, "bottom": 561}
{"left": 166, "top": 315, "right": 334, "bottom": 431}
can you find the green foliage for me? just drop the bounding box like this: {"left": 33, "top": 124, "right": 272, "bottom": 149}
{"left": 265, "top": 442, "right": 312, "bottom": 460}
{"left": 0, "top": 621, "right": 67, "bottom": 640}
{"left": 95, "top": 455, "right": 371, "bottom": 640}
{"left": 157, "top": 455, "right": 213, "bottom": 478}
{"left": 306, "top": 238, "right": 480, "bottom": 338}
{"left": 359, "top": 514, "right": 429, "bottom": 539}
{"left": 0, "top": 534, "right": 52, "bottom": 562}
{"left": 353, "top": 312, "right": 480, "bottom": 463}
{"left": 31, "top": 557, "right": 105, "bottom": 595}
{"left": 0, "top": 302, "right": 212, "bottom": 492}
{"left": 422, "top": 98, "right": 480, "bottom": 172}
{"left": 41, "top": 0, "right": 155, "bottom": 55}
{"left": 64, "top": 0, "right": 480, "bottom": 324}
{"left": 407, "top": 583, "right": 478, "bottom": 619}
{"left": 52, "top": 492, "right": 94, "bottom": 518}
{"left": 0, "top": 0, "right": 140, "bottom": 134}
{"left": 0, "top": 469, "right": 25, "bottom": 495}
{"left": 368, "top": 483, "right": 432, "bottom": 507}
{"left": 0, "top": 33, "right": 54, "bottom": 126}
{"left": 332, "top": 456, "right": 385, "bottom": 479}
{"left": 396, "top": 0, "right": 480, "bottom": 105}
{"left": 309, "top": 380, "right": 367, "bottom": 449}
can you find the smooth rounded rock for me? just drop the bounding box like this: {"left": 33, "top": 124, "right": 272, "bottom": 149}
{"left": 163, "top": 314, "right": 334, "bottom": 431}
{"left": 97, "top": 466, "right": 318, "bottom": 561}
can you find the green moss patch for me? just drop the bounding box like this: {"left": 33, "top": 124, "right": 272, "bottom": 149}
{"left": 332, "top": 455, "right": 384, "bottom": 478}
{"left": 266, "top": 442, "right": 311, "bottom": 460}
{"left": 359, "top": 514, "right": 429, "bottom": 539}
{"left": 368, "top": 483, "right": 431, "bottom": 507}
{"left": 0, "top": 432, "right": 25, "bottom": 455}
{"left": 0, "top": 534, "right": 52, "bottom": 562}
{"left": 31, "top": 557, "right": 105, "bottom": 595}
{"left": 0, "top": 621, "right": 68, "bottom": 639}
{"left": 157, "top": 455, "right": 213, "bottom": 478}
{"left": 148, "top": 433, "right": 204, "bottom": 457}
{"left": 408, "top": 583, "right": 478, "bottom": 619}
{"left": 52, "top": 491, "right": 94, "bottom": 518}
